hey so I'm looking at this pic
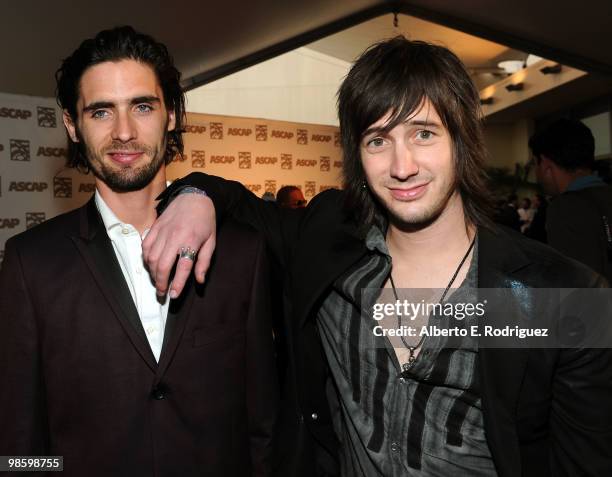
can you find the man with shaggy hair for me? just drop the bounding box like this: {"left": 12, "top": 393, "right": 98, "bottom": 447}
{"left": 145, "top": 37, "right": 611, "bottom": 476}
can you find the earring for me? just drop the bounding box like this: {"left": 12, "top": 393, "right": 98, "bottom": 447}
{"left": 361, "top": 181, "right": 367, "bottom": 190}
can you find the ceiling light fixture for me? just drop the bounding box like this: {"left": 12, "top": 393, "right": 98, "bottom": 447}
{"left": 498, "top": 60, "right": 525, "bottom": 74}
{"left": 540, "top": 64, "right": 562, "bottom": 75}
{"left": 505, "top": 82, "right": 524, "bottom": 92}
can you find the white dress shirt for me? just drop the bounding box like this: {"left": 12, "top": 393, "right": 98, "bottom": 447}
{"left": 95, "top": 190, "right": 169, "bottom": 362}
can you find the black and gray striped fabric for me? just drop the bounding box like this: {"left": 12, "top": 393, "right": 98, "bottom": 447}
{"left": 316, "top": 226, "right": 497, "bottom": 476}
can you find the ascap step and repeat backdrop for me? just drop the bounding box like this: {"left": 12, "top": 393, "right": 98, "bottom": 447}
{"left": 0, "top": 92, "right": 342, "bottom": 265}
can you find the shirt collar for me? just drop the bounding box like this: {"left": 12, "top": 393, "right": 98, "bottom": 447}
{"left": 94, "top": 189, "right": 124, "bottom": 233}
{"left": 566, "top": 174, "right": 606, "bottom": 192}
{"left": 364, "top": 214, "right": 480, "bottom": 271}
{"left": 93, "top": 181, "right": 171, "bottom": 235}
{"left": 365, "top": 214, "right": 390, "bottom": 257}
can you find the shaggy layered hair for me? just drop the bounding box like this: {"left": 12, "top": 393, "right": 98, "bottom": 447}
{"left": 338, "top": 36, "right": 493, "bottom": 231}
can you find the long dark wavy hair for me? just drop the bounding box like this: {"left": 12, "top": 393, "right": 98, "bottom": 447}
{"left": 338, "top": 36, "right": 493, "bottom": 232}
{"left": 55, "top": 26, "right": 185, "bottom": 172}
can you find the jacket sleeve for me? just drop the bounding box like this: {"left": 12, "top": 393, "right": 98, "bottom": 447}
{"left": 245, "top": 233, "right": 279, "bottom": 476}
{"left": 550, "top": 346, "right": 612, "bottom": 475}
{"left": 550, "top": 275, "right": 612, "bottom": 475}
{"left": 159, "top": 172, "right": 302, "bottom": 271}
{"left": 0, "top": 238, "right": 48, "bottom": 458}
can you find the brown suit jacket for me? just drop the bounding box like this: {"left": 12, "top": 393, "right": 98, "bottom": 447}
{"left": 0, "top": 198, "right": 278, "bottom": 477}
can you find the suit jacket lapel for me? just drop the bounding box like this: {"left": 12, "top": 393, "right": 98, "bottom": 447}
{"left": 72, "top": 198, "right": 157, "bottom": 371}
{"left": 477, "top": 225, "right": 533, "bottom": 477}
{"left": 157, "top": 275, "right": 197, "bottom": 376}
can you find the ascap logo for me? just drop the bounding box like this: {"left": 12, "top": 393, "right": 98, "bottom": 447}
{"left": 0, "top": 218, "right": 19, "bottom": 229}
{"left": 297, "top": 129, "right": 308, "bottom": 145}
{"left": 320, "top": 156, "right": 330, "bottom": 172}
{"left": 246, "top": 184, "right": 262, "bottom": 193}
{"left": 312, "top": 133, "right": 331, "bottom": 143}
{"left": 0, "top": 107, "right": 31, "bottom": 120}
{"left": 53, "top": 177, "right": 72, "bottom": 198}
{"left": 37, "top": 146, "right": 67, "bottom": 158}
{"left": 10, "top": 139, "right": 30, "bottom": 161}
{"left": 255, "top": 125, "right": 268, "bottom": 141}
{"left": 9, "top": 181, "right": 48, "bottom": 192}
{"left": 0, "top": 143, "right": 4, "bottom": 152}
{"left": 255, "top": 156, "right": 277, "bottom": 165}
{"left": 264, "top": 180, "right": 277, "bottom": 194}
{"left": 210, "top": 155, "right": 235, "bottom": 164}
{"left": 210, "top": 122, "right": 223, "bottom": 139}
{"left": 271, "top": 130, "right": 294, "bottom": 140}
{"left": 334, "top": 160, "right": 342, "bottom": 168}
{"left": 228, "top": 127, "right": 252, "bottom": 137}
{"left": 305, "top": 181, "right": 316, "bottom": 197}
{"left": 281, "top": 153, "right": 292, "bottom": 170}
{"left": 334, "top": 132, "right": 341, "bottom": 147}
{"left": 26, "top": 212, "right": 46, "bottom": 229}
{"left": 184, "top": 124, "right": 207, "bottom": 134}
{"left": 37, "top": 106, "right": 57, "bottom": 128}
{"left": 319, "top": 185, "right": 336, "bottom": 193}
{"left": 191, "top": 150, "right": 205, "bottom": 168}
{"left": 79, "top": 183, "right": 95, "bottom": 193}
{"left": 296, "top": 158, "right": 317, "bottom": 168}
{"left": 239, "top": 152, "right": 252, "bottom": 169}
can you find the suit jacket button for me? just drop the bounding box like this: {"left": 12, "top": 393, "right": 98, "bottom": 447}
{"left": 151, "top": 384, "right": 166, "bottom": 400}
{"left": 311, "top": 413, "right": 318, "bottom": 420}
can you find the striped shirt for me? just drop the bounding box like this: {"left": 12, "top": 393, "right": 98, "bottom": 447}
{"left": 316, "top": 225, "right": 497, "bottom": 476}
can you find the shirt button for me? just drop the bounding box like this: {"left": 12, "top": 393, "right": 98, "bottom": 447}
{"left": 122, "top": 227, "right": 130, "bottom": 235}
{"left": 146, "top": 327, "right": 156, "bottom": 335}
{"left": 398, "top": 376, "right": 406, "bottom": 383}
{"left": 151, "top": 384, "right": 167, "bottom": 400}
{"left": 390, "top": 442, "right": 400, "bottom": 452}
{"left": 311, "top": 413, "right": 318, "bottom": 421}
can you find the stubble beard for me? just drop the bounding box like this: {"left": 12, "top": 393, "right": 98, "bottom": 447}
{"left": 78, "top": 131, "right": 168, "bottom": 193}
{"left": 381, "top": 181, "right": 458, "bottom": 232}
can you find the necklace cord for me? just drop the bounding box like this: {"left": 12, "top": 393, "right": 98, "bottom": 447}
{"left": 388, "top": 236, "right": 476, "bottom": 364}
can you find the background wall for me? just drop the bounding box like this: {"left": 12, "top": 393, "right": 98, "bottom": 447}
{"left": 483, "top": 120, "right": 533, "bottom": 169}
{"left": 174, "top": 111, "right": 343, "bottom": 197}
{"left": 0, "top": 92, "right": 342, "bottom": 265}
{"left": 186, "top": 47, "right": 350, "bottom": 126}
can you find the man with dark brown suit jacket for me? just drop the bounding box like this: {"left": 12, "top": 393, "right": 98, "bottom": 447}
{"left": 0, "top": 26, "right": 277, "bottom": 477}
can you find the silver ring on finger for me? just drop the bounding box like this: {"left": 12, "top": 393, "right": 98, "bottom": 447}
{"left": 179, "top": 246, "right": 197, "bottom": 261}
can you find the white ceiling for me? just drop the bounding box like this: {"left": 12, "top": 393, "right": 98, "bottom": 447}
{"left": 307, "top": 13, "right": 526, "bottom": 90}
{"left": 1, "top": 0, "right": 611, "bottom": 98}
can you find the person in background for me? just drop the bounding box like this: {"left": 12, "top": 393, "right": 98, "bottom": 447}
{"left": 262, "top": 191, "right": 276, "bottom": 202}
{"left": 530, "top": 118, "right": 612, "bottom": 281}
{"left": 517, "top": 197, "right": 534, "bottom": 233}
{"left": 493, "top": 193, "right": 521, "bottom": 231}
{"left": 276, "top": 185, "right": 306, "bottom": 209}
{"left": 524, "top": 192, "right": 548, "bottom": 242}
